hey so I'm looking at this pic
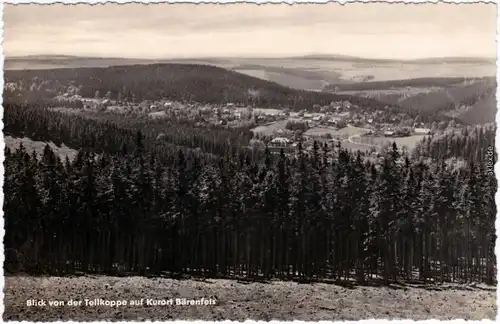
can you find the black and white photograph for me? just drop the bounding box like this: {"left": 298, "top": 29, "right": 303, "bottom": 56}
{"left": 2, "top": 2, "right": 498, "bottom": 321}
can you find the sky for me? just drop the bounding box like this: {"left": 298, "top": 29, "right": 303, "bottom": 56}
{"left": 4, "top": 3, "right": 497, "bottom": 60}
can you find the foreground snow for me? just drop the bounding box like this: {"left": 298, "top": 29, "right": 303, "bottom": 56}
{"left": 4, "top": 276, "right": 496, "bottom": 321}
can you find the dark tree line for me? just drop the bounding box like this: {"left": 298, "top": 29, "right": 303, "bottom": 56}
{"left": 4, "top": 103, "right": 496, "bottom": 286}
{"left": 4, "top": 103, "right": 252, "bottom": 160}
{"left": 414, "top": 124, "right": 496, "bottom": 163}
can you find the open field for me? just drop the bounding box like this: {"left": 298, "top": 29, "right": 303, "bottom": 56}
{"left": 149, "top": 111, "right": 168, "bottom": 119}
{"left": 251, "top": 120, "right": 289, "bottom": 136}
{"left": 254, "top": 70, "right": 330, "bottom": 90}
{"left": 252, "top": 123, "right": 372, "bottom": 141}
{"left": 334, "top": 126, "right": 372, "bottom": 138}
{"left": 383, "top": 135, "right": 428, "bottom": 150}
{"left": 351, "top": 135, "right": 428, "bottom": 151}
{"left": 252, "top": 108, "right": 283, "bottom": 115}
{"left": 233, "top": 69, "right": 268, "bottom": 80}
{"left": 4, "top": 276, "right": 496, "bottom": 321}
{"left": 303, "top": 127, "right": 336, "bottom": 137}
{"left": 340, "top": 140, "right": 379, "bottom": 152}
{"left": 251, "top": 122, "right": 410, "bottom": 153}
{"left": 304, "top": 126, "right": 371, "bottom": 139}
{"left": 5, "top": 136, "right": 78, "bottom": 161}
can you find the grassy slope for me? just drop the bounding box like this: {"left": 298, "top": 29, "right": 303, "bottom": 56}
{"left": 4, "top": 276, "right": 496, "bottom": 321}
{"left": 5, "top": 136, "right": 78, "bottom": 161}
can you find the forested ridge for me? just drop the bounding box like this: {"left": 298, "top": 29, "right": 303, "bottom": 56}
{"left": 398, "top": 80, "right": 496, "bottom": 121}
{"left": 5, "top": 63, "right": 401, "bottom": 113}
{"left": 324, "top": 77, "right": 496, "bottom": 124}
{"left": 4, "top": 103, "right": 497, "bottom": 285}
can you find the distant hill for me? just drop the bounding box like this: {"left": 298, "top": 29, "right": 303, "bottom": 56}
{"left": 5, "top": 55, "right": 160, "bottom": 70}
{"left": 322, "top": 77, "right": 496, "bottom": 92}
{"left": 8, "top": 54, "right": 494, "bottom": 69}
{"left": 6, "top": 55, "right": 495, "bottom": 92}
{"left": 4, "top": 63, "right": 396, "bottom": 113}
{"left": 294, "top": 54, "right": 496, "bottom": 65}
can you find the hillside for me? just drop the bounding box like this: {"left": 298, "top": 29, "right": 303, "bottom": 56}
{"left": 454, "top": 92, "right": 497, "bottom": 124}
{"left": 398, "top": 79, "right": 496, "bottom": 123}
{"left": 4, "top": 63, "right": 395, "bottom": 113}
{"left": 323, "top": 77, "right": 496, "bottom": 124}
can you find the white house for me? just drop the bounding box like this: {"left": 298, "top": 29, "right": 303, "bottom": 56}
{"left": 414, "top": 128, "right": 431, "bottom": 135}
{"left": 384, "top": 130, "right": 395, "bottom": 137}
{"left": 328, "top": 116, "right": 342, "bottom": 124}
{"left": 271, "top": 137, "right": 292, "bottom": 146}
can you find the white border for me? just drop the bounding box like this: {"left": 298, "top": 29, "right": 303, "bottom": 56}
{"left": 1, "top": 0, "right": 499, "bottom": 3}
{"left": 495, "top": 2, "right": 500, "bottom": 324}
{"left": 0, "top": 1, "right": 498, "bottom": 324}
{"left": 1, "top": 0, "right": 6, "bottom": 321}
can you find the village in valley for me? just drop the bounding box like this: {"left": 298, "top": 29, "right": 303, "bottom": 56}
{"left": 43, "top": 87, "right": 434, "bottom": 155}
{"left": 5, "top": 78, "right": 436, "bottom": 157}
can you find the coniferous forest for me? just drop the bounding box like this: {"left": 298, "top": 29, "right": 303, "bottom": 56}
{"left": 4, "top": 102, "right": 497, "bottom": 286}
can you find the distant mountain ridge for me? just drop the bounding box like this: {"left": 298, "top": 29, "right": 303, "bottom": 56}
{"left": 6, "top": 54, "right": 496, "bottom": 70}
{"left": 292, "top": 54, "right": 496, "bottom": 65}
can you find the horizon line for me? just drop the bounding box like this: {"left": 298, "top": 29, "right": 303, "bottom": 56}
{"left": 6, "top": 53, "right": 497, "bottom": 63}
